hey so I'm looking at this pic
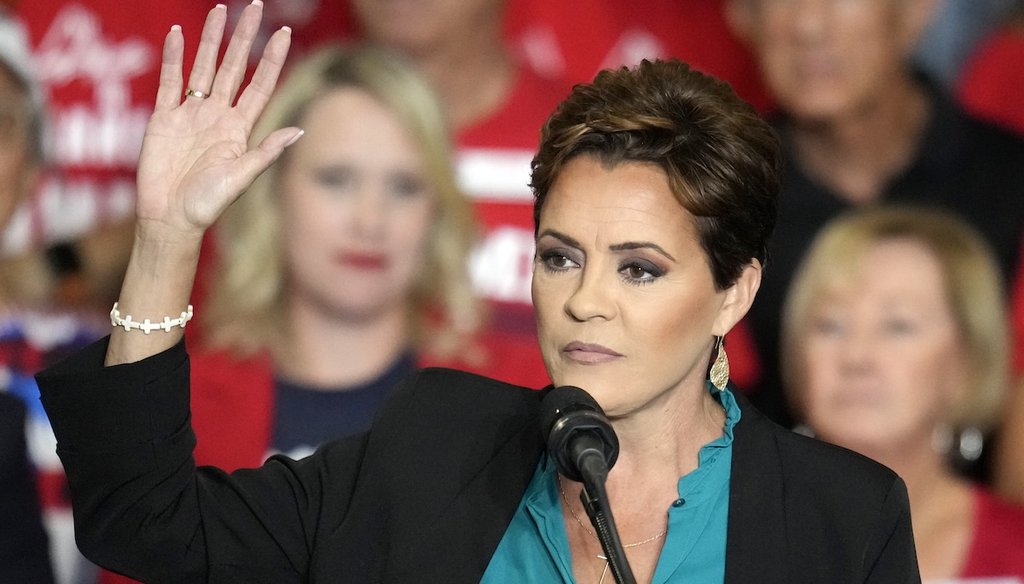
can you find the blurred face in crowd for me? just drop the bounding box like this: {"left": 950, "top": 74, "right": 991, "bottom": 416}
{"left": 0, "top": 64, "right": 35, "bottom": 231}
{"left": 798, "top": 238, "right": 968, "bottom": 459}
{"left": 728, "top": 0, "right": 934, "bottom": 122}
{"left": 532, "top": 156, "right": 756, "bottom": 418}
{"left": 352, "top": 0, "right": 504, "bottom": 56}
{"left": 280, "top": 87, "right": 436, "bottom": 324}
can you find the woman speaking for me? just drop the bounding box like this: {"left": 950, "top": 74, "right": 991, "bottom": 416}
{"left": 37, "top": 3, "right": 918, "bottom": 582}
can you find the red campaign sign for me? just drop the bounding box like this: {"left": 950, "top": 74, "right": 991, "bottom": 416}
{"left": 9, "top": 1, "right": 353, "bottom": 251}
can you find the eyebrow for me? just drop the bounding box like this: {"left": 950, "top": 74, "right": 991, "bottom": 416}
{"left": 537, "top": 229, "right": 678, "bottom": 262}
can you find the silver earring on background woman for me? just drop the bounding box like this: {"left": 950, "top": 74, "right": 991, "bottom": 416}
{"left": 932, "top": 423, "right": 985, "bottom": 465}
{"left": 709, "top": 335, "right": 730, "bottom": 391}
{"left": 957, "top": 426, "right": 984, "bottom": 462}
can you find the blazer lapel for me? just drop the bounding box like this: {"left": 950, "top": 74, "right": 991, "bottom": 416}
{"left": 393, "top": 414, "right": 544, "bottom": 583}
{"left": 725, "top": 392, "right": 790, "bottom": 584}
{"left": 370, "top": 381, "right": 551, "bottom": 583}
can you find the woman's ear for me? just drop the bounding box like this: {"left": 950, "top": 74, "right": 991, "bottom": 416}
{"left": 713, "top": 259, "right": 762, "bottom": 337}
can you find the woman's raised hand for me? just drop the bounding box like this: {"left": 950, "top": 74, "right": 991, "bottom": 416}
{"left": 135, "top": 1, "right": 301, "bottom": 242}
{"left": 104, "top": 2, "right": 299, "bottom": 366}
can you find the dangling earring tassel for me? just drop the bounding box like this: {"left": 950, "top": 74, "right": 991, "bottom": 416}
{"left": 710, "top": 336, "right": 730, "bottom": 391}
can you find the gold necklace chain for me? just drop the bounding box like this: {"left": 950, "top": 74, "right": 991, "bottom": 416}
{"left": 557, "top": 475, "right": 667, "bottom": 584}
{"left": 557, "top": 474, "right": 668, "bottom": 546}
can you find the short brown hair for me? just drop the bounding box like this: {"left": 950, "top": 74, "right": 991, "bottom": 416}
{"left": 530, "top": 59, "right": 781, "bottom": 289}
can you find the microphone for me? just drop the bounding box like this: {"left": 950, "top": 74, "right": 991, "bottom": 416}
{"left": 540, "top": 386, "right": 636, "bottom": 584}
{"left": 539, "top": 385, "right": 619, "bottom": 483}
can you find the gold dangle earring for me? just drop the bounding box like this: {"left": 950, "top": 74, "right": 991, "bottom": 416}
{"left": 709, "top": 335, "right": 730, "bottom": 391}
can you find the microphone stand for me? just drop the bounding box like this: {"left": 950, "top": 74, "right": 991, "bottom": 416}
{"left": 578, "top": 455, "right": 637, "bottom": 584}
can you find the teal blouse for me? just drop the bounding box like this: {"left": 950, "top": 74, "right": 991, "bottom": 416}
{"left": 481, "top": 384, "right": 741, "bottom": 583}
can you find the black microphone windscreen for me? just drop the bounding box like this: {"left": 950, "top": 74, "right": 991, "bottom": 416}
{"left": 539, "top": 385, "right": 601, "bottom": 438}
{"left": 540, "top": 385, "right": 619, "bottom": 481}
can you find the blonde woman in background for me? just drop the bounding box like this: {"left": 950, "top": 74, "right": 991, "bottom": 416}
{"left": 782, "top": 206, "right": 1024, "bottom": 582}
{"left": 188, "top": 43, "right": 480, "bottom": 468}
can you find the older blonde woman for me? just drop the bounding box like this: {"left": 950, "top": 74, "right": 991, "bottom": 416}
{"left": 782, "top": 206, "right": 1024, "bottom": 581}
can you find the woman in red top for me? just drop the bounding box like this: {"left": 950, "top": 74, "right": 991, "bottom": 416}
{"left": 782, "top": 206, "right": 1024, "bottom": 581}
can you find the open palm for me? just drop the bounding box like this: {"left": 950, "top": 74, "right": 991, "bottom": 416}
{"left": 135, "top": 2, "right": 300, "bottom": 240}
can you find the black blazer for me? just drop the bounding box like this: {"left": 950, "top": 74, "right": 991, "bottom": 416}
{"left": 38, "top": 338, "right": 919, "bottom": 583}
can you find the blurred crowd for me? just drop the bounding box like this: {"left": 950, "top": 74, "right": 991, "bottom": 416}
{"left": 2, "top": 0, "right": 1023, "bottom": 583}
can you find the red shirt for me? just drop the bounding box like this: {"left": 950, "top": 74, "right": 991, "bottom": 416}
{"left": 504, "top": 0, "right": 771, "bottom": 111}
{"left": 961, "top": 487, "right": 1024, "bottom": 579}
{"left": 959, "top": 26, "right": 1024, "bottom": 136}
{"left": 440, "top": 63, "right": 571, "bottom": 388}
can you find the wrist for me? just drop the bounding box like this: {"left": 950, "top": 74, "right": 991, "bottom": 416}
{"left": 132, "top": 222, "right": 204, "bottom": 261}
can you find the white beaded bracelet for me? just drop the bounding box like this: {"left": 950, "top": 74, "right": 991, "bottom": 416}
{"left": 109, "top": 302, "right": 194, "bottom": 334}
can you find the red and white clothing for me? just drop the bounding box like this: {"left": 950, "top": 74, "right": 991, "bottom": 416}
{"left": 450, "top": 63, "right": 569, "bottom": 389}
{"left": 504, "top": 0, "right": 771, "bottom": 111}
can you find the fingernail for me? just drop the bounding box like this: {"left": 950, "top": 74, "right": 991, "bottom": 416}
{"left": 281, "top": 26, "right": 292, "bottom": 34}
{"left": 215, "top": 4, "right": 226, "bottom": 9}
{"left": 170, "top": 24, "right": 181, "bottom": 32}
{"left": 285, "top": 129, "right": 304, "bottom": 147}
{"left": 252, "top": 0, "right": 264, "bottom": 6}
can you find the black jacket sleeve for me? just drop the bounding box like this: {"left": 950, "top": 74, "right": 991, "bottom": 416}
{"left": 36, "top": 337, "right": 367, "bottom": 584}
{"left": 863, "top": 477, "right": 919, "bottom": 583}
